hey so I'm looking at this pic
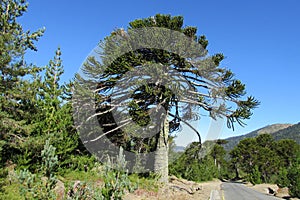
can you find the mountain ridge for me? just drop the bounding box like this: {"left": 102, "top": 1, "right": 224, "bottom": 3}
{"left": 222, "top": 123, "right": 300, "bottom": 152}
{"left": 176, "top": 123, "right": 300, "bottom": 153}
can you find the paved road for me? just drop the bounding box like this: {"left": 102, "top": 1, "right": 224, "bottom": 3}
{"left": 221, "top": 182, "right": 282, "bottom": 200}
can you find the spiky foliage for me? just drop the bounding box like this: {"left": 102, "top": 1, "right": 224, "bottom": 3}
{"left": 18, "top": 139, "right": 58, "bottom": 200}
{"left": 26, "top": 48, "right": 81, "bottom": 171}
{"left": 229, "top": 134, "right": 300, "bottom": 183}
{"left": 100, "top": 147, "right": 136, "bottom": 199}
{"left": 169, "top": 141, "right": 219, "bottom": 182}
{"left": 0, "top": 0, "right": 44, "bottom": 166}
{"left": 75, "top": 14, "right": 259, "bottom": 182}
{"left": 288, "top": 151, "right": 300, "bottom": 198}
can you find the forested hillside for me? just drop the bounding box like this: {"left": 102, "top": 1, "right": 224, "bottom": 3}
{"left": 272, "top": 123, "right": 300, "bottom": 143}
{"left": 222, "top": 123, "right": 299, "bottom": 152}
{"left": 170, "top": 133, "right": 300, "bottom": 198}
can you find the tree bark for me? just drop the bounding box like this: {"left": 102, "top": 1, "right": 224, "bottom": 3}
{"left": 235, "top": 163, "right": 239, "bottom": 179}
{"left": 154, "top": 115, "right": 169, "bottom": 183}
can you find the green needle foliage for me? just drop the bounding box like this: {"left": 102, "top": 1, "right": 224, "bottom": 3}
{"left": 31, "top": 48, "right": 81, "bottom": 171}
{"left": 0, "top": 0, "right": 85, "bottom": 175}
{"left": 0, "top": 0, "right": 44, "bottom": 167}
{"left": 101, "top": 147, "right": 136, "bottom": 199}
{"left": 229, "top": 134, "right": 300, "bottom": 190}
{"left": 41, "top": 140, "right": 58, "bottom": 182}
{"left": 169, "top": 141, "right": 229, "bottom": 182}
{"left": 229, "top": 135, "right": 280, "bottom": 183}
{"left": 18, "top": 139, "right": 58, "bottom": 200}
{"left": 76, "top": 14, "right": 259, "bottom": 182}
{"left": 288, "top": 151, "right": 300, "bottom": 198}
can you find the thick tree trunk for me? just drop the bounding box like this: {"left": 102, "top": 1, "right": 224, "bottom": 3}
{"left": 154, "top": 116, "right": 169, "bottom": 183}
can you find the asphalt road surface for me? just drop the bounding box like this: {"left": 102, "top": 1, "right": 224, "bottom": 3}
{"left": 222, "top": 182, "right": 282, "bottom": 200}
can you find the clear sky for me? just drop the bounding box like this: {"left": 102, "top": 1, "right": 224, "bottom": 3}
{"left": 20, "top": 0, "right": 300, "bottom": 146}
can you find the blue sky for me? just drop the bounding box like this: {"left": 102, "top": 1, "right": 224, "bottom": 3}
{"left": 20, "top": 0, "right": 300, "bottom": 146}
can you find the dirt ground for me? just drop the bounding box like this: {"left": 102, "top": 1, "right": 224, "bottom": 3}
{"left": 123, "top": 176, "right": 222, "bottom": 200}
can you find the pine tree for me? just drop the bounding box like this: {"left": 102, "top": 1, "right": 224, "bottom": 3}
{"left": 249, "top": 165, "right": 262, "bottom": 185}
{"left": 210, "top": 142, "right": 227, "bottom": 176}
{"left": 31, "top": 48, "right": 80, "bottom": 170}
{"left": 0, "top": 0, "right": 44, "bottom": 166}
{"left": 229, "top": 135, "right": 291, "bottom": 183}
{"left": 288, "top": 151, "right": 300, "bottom": 198}
{"left": 274, "top": 139, "right": 300, "bottom": 168}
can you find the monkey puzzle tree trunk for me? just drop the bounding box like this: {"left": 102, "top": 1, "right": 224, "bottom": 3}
{"left": 75, "top": 14, "right": 259, "bottom": 186}
{"left": 154, "top": 115, "right": 169, "bottom": 183}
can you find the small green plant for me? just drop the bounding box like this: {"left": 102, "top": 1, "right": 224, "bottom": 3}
{"left": 41, "top": 140, "right": 58, "bottom": 191}
{"left": 66, "top": 181, "right": 104, "bottom": 200}
{"left": 129, "top": 173, "right": 160, "bottom": 192}
{"left": 17, "top": 139, "right": 58, "bottom": 199}
{"left": 64, "top": 147, "right": 137, "bottom": 199}
{"left": 63, "top": 170, "right": 100, "bottom": 182}
{"left": 0, "top": 182, "right": 23, "bottom": 200}
{"left": 101, "top": 147, "right": 136, "bottom": 199}
{"left": 0, "top": 167, "right": 8, "bottom": 193}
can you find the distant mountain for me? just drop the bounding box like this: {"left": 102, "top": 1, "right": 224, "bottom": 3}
{"left": 272, "top": 122, "right": 300, "bottom": 143}
{"left": 174, "top": 146, "right": 185, "bottom": 152}
{"left": 176, "top": 123, "right": 300, "bottom": 155}
{"left": 222, "top": 123, "right": 297, "bottom": 152}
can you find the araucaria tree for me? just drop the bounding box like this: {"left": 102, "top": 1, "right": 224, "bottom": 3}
{"left": 75, "top": 14, "right": 259, "bottom": 183}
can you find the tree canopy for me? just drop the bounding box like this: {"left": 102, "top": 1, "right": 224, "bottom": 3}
{"left": 74, "top": 14, "right": 259, "bottom": 182}
{"left": 230, "top": 134, "right": 300, "bottom": 184}
{"left": 0, "top": 0, "right": 44, "bottom": 166}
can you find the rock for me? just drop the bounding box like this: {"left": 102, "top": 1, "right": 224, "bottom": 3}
{"left": 67, "top": 180, "right": 82, "bottom": 198}
{"left": 275, "top": 187, "right": 291, "bottom": 198}
{"left": 169, "top": 175, "right": 203, "bottom": 194}
{"left": 54, "top": 179, "right": 65, "bottom": 200}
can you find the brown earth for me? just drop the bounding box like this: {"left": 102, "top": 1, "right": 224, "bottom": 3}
{"left": 123, "top": 176, "right": 222, "bottom": 200}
